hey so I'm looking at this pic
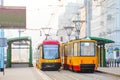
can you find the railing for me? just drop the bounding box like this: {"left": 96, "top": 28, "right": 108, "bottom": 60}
{"left": 106, "top": 60, "right": 120, "bottom": 67}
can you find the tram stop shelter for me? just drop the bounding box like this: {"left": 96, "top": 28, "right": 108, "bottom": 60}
{"left": 6, "top": 36, "right": 33, "bottom": 68}
{"left": 90, "top": 36, "right": 114, "bottom": 67}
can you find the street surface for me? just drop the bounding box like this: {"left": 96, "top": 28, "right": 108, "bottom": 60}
{"left": 44, "top": 70, "right": 120, "bottom": 80}
{"left": 0, "top": 67, "right": 120, "bottom": 80}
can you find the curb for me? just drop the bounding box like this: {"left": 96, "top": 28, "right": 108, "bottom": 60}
{"left": 33, "top": 67, "right": 53, "bottom": 80}
{"left": 96, "top": 70, "right": 120, "bottom": 77}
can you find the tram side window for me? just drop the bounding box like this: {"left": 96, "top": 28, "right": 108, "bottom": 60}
{"left": 67, "top": 45, "right": 71, "bottom": 56}
{"left": 40, "top": 46, "right": 42, "bottom": 58}
{"left": 64, "top": 45, "right": 68, "bottom": 56}
{"left": 74, "top": 43, "right": 78, "bottom": 56}
{"left": 67, "top": 44, "right": 73, "bottom": 56}
{"left": 70, "top": 44, "right": 73, "bottom": 56}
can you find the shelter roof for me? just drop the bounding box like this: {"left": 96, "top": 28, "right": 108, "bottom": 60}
{"left": 90, "top": 36, "right": 114, "bottom": 44}
{"left": 7, "top": 36, "right": 31, "bottom": 43}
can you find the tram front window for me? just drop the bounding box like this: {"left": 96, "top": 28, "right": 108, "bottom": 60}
{"left": 43, "top": 45, "right": 59, "bottom": 59}
{"left": 80, "top": 42, "right": 95, "bottom": 56}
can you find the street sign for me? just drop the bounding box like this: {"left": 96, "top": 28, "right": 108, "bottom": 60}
{"left": 0, "top": 47, "right": 4, "bottom": 72}
{"left": 0, "top": 38, "right": 7, "bottom": 47}
{"left": 0, "top": 38, "right": 7, "bottom": 73}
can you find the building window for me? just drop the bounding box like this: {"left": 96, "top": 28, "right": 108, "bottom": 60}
{"left": 100, "top": 21, "right": 104, "bottom": 26}
{"left": 107, "top": 14, "right": 112, "bottom": 21}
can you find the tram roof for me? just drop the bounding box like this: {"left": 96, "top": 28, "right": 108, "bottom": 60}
{"left": 7, "top": 36, "right": 31, "bottom": 43}
{"left": 65, "top": 37, "right": 114, "bottom": 45}
{"left": 42, "top": 40, "right": 60, "bottom": 44}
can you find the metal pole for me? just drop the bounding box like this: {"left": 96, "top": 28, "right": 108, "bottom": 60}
{"left": 29, "top": 40, "right": 33, "bottom": 67}
{"left": 1, "top": 0, "right": 3, "bottom": 6}
{"left": 0, "top": 0, "right": 4, "bottom": 73}
{"left": 76, "top": 13, "right": 80, "bottom": 39}
{"left": 41, "top": 28, "right": 51, "bottom": 40}
{"left": 85, "top": 0, "right": 91, "bottom": 39}
{"left": 18, "top": 30, "right": 21, "bottom": 62}
{"left": 64, "top": 26, "right": 74, "bottom": 41}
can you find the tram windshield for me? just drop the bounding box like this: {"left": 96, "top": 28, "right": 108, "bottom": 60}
{"left": 80, "top": 42, "right": 95, "bottom": 56}
{"left": 43, "top": 45, "right": 59, "bottom": 59}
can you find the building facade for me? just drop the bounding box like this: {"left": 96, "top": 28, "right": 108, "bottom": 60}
{"left": 58, "top": 2, "right": 82, "bottom": 42}
{"left": 91, "top": 0, "right": 120, "bottom": 59}
{"left": 58, "top": 0, "right": 120, "bottom": 59}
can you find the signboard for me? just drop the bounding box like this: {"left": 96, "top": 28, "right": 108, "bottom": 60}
{"left": 0, "top": 6, "right": 26, "bottom": 29}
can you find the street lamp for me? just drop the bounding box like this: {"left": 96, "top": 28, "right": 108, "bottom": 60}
{"left": 64, "top": 26, "right": 74, "bottom": 40}
{"left": 56, "top": 29, "right": 65, "bottom": 42}
{"left": 73, "top": 19, "right": 85, "bottom": 39}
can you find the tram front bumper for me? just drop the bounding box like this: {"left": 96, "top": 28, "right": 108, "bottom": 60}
{"left": 41, "top": 63, "right": 61, "bottom": 70}
{"left": 80, "top": 64, "right": 95, "bottom": 71}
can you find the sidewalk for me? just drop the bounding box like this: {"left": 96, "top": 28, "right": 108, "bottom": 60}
{"left": 0, "top": 67, "right": 53, "bottom": 80}
{"left": 97, "top": 67, "right": 120, "bottom": 76}
{"left": 0, "top": 67, "right": 38, "bottom": 80}
{"left": 1, "top": 67, "right": 120, "bottom": 80}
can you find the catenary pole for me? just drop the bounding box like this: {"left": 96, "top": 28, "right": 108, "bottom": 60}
{"left": 85, "top": 0, "right": 91, "bottom": 39}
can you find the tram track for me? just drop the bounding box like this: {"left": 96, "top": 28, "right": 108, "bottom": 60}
{"left": 33, "top": 67, "right": 53, "bottom": 80}
{"left": 43, "top": 70, "right": 120, "bottom": 80}
{"left": 94, "top": 71, "right": 120, "bottom": 80}
{"left": 44, "top": 70, "right": 78, "bottom": 80}
{"left": 96, "top": 70, "right": 120, "bottom": 77}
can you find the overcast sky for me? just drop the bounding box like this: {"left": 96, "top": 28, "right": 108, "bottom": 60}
{"left": 1, "top": 0, "right": 77, "bottom": 29}
{"left": 2, "top": 0, "right": 77, "bottom": 48}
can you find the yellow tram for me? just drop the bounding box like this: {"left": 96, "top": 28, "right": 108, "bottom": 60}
{"left": 61, "top": 39, "right": 98, "bottom": 72}
{"left": 36, "top": 40, "right": 61, "bottom": 70}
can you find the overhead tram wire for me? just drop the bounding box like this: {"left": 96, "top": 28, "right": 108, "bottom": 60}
{"left": 46, "top": 5, "right": 62, "bottom": 28}
{"left": 25, "top": 28, "right": 41, "bottom": 31}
